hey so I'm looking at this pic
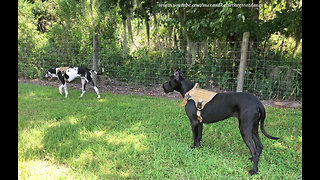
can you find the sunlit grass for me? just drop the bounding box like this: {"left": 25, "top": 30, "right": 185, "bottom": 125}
{"left": 18, "top": 83, "right": 302, "bottom": 179}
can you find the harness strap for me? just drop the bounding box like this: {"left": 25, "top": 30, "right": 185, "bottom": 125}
{"left": 197, "top": 110, "right": 202, "bottom": 122}
{"left": 57, "top": 67, "right": 69, "bottom": 76}
{"left": 180, "top": 83, "right": 218, "bottom": 122}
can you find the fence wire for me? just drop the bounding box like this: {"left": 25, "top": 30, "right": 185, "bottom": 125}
{"left": 18, "top": 41, "right": 302, "bottom": 101}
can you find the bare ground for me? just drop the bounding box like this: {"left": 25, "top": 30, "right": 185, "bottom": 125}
{"left": 18, "top": 77, "right": 302, "bottom": 109}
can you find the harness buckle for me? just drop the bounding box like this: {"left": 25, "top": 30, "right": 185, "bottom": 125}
{"left": 197, "top": 102, "right": 202, "bottom": 110}
{"left": 185, "top": 94, "right": 191, "bottom": 100}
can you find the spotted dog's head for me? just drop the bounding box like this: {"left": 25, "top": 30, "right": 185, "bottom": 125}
{"left": 45, "top": 68, "right": 57, "bottom": 79}
{"left": 162, "top": 70, "right": 183, "bottom": 94}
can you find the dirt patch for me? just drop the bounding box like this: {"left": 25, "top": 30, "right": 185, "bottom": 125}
{"left": 261, "top": 100, "right": 302, "bottom": 109}
{"left": 18, "top": 77, "right": 301, "bottom": 109}
{"left": 18, "top": 77, "right": 182, "bottom": 100}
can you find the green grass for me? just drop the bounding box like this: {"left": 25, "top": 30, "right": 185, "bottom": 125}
{"left": 18, "top": 83, "right": 302, "bottom": 179}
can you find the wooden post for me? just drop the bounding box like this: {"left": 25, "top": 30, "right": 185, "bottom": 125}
{"left": 236, "top": 32, "right": 250, "bottom": 92}
{"left": 92, "top": 33, "right": 99, "bottom": 84}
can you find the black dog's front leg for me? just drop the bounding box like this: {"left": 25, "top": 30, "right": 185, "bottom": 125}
{"left": 190, "top": 118, "right": 202, "bottom": 148}
{"left": 185, "top": 101, "right": 202, "bottom": 148}
{"left": 198, "top": 122, "right": 203, "bottom": 143}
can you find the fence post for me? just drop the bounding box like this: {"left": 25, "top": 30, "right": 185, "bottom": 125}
{"left": 92, "top": 33, "right": 99, "bottom": 84}
{"left": 236, "top": 32, "right": 250, "bottom": 92}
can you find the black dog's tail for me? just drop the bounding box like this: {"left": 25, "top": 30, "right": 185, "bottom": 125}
{"left": 258, "top": 102, "right": 280, "bottom": 140}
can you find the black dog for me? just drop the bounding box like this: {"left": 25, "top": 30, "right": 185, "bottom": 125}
{"left": 162, "top": 70, "right": 279, "bottom": 175}
{"left": 45, "top": 66, "right": 101, "bottom": 98}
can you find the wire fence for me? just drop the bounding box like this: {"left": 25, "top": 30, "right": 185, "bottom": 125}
{"left": 18, "top": 40, "right": 302, "bottom": 101}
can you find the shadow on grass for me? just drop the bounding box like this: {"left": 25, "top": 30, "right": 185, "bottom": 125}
{"left": 41, "top": 108, "right": 150, "bottom": 178}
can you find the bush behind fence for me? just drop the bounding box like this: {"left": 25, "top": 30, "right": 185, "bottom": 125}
{"left": 18, "top": 41, "right": 302, "bottom": 101}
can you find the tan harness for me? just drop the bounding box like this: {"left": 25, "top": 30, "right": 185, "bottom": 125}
{"left": 180, "top": 83, "right": 218, "bottom": 122}
{"left": 57, "top": 67, "right": 69, "bottom": 76}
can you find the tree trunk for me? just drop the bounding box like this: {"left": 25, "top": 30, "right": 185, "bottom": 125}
{"left": 152, "top": 2, "right": 160, "bottom": 50}
{"left": 137, "top": 19, "right": 141, "bottom": 35}
{"left": 180, "top": 9, "right": 192, "bottom": 68}
{"left": 122, "top": 18, "right": 127, "bottom": 58}
{"left": 173, "top": 28, "right": 177, "bottom": 50}
{"left": 294, "top": 33, "right": 301, "bottom": 55}
{"left": 89, "top": 0, "right": 94, "bottom": 25}
{"left": 127, "top": 14, "right": 135, "bottom": 47}
{"left": 251, "top": 0, "right": 259, "bottom": 52}
{"left": 204, "top": 38, "right": 208, "bottom": 60}
{"left": 145, "top": 16, "right": 150, "bottom": 51}
{"left": 127, "top": 0, "right": 135, "bottom": 47}
{"left": 185, "top": 29, "right": 191, "bottom": 66}
{"left": 81, "top": 0, "right": 86, "bottom": 16}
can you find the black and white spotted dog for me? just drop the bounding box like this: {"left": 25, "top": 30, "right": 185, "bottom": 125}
{"left": 45, "top": 66, "right": 101, "bottom": 98}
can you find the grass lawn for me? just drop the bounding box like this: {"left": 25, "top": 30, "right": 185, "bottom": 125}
{"left": 18, "top": 83, "right": 302, "bottom": 179}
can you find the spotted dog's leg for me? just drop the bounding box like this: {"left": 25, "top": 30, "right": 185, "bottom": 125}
{"left": 59, "top": 85, "right": 64, "bottom": 95}
{"left": 57, "top": 71, "right": 66, "bottom": 96}
{"left": 86, "top": 71, "right": 101, "bottom": 99}
{"left": 93, "top": 86, "right": 101, "bottom": 99}
{"left": 90, "top": 74, "right": 100, "bottom": 98}
{"left": 80, "top": 77, "right": 87, "bottom": 97}
{"left": 63, "top": 83, "right": 68, "bottom": 98}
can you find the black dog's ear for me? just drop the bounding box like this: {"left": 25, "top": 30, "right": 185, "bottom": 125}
{"left": 174, "top": 70, "right": 181, "bottom": 80}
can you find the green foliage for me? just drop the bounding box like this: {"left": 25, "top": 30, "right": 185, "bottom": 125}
{"left": 18, "top": 0, "right": 302, "bottom": 100}
{"left": 18, "top": 83, "right": 302, "bottom": 179}
{"left": 18, "top": 0, "right": 51, "bottom": 78}
{"left": 245, "top": 57, "right": 302, "bottom": 100}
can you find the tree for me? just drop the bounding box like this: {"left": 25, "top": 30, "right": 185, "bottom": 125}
{"left": 135, "top": 0, "right": 152, "bottom": 51}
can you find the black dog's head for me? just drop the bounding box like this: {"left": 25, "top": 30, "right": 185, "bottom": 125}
{"left": 45, "top": 68, "right": 57, "bottom": 79}
{"left": 162, "top": 70, "right": 184, "bottom": 93}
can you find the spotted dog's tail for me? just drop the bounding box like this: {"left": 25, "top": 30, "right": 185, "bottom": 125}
{"left": 89, "top": 68, "right": 104, "bottom": 75}
{"left": 89, "top": 69, "right": 103, "bottom": 75}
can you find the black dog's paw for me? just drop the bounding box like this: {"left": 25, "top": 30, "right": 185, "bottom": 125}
{"left": 190, "top": 144, "right": 201, "bottom": 149}
{"left": 249, "top": 169, "right": 258, "bottom": 176}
